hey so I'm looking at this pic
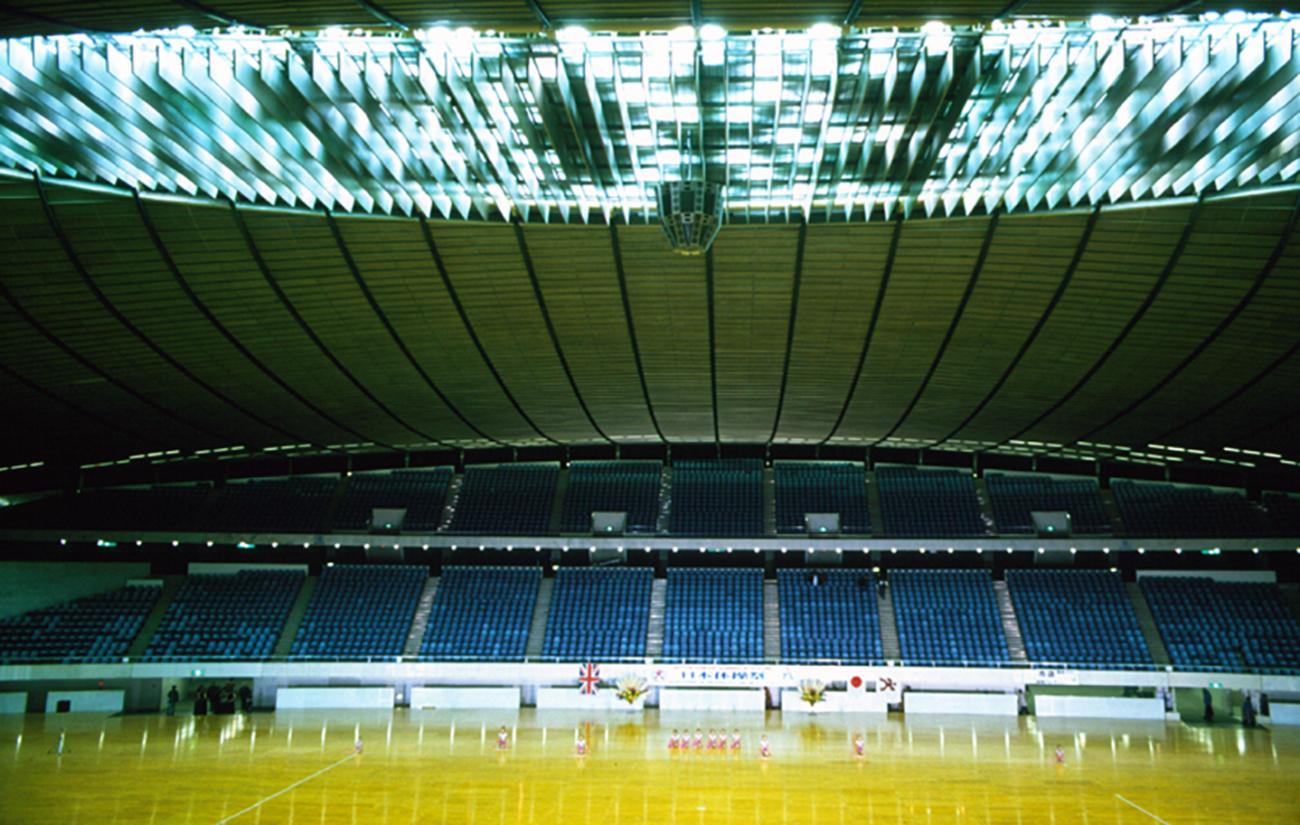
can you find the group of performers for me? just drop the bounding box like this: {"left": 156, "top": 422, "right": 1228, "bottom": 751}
{"left": 668, "top": 727, "right": 744, "bottom": 753}
{"left": 489, "top": 723, "right": 877, "bottom": 760}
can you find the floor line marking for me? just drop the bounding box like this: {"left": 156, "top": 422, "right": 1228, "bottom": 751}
{"left": 1115, "top": 793, "right": 1170, "bottom": 824}
{"left": 215, "top": 752, "right": 356, "bottom": 824}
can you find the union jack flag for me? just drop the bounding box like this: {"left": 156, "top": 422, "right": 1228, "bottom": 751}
{"left": 578, "top": 663, "right": 601, "bottom": 695}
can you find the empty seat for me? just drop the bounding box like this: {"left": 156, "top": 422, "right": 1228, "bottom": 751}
{"left": 0, "top": 585, "right": 160, "bottom": 663}
{"left": 890, "top": 569, "right": 1008, "bottom": 665}
{"left": 542, "top": 567, "right": 653, "bottom": 659}
{"left": 144, "top": 570, "right": 304, "bottom": 660}
{"left": 669, "top": 460, "right": 763, "bottom": 537}
{"left": 775, "top": 462, "right": 870, "bottom": 534}
{"left": 1141, "top": 577, "right": 1300, "bottom": 672}
{"left": 876, "top": 466, "right": 985, "bottom": 537}
{"left": 985, "top": 473, "right": 1109, "bottom": 534}
{"left": 560, "top": 462, "right": 662, "bottom": 533}
{"left": 1006, "top": 570, "right": 1150, "bottom": 667}
{"left": 1112, "top": 480, "right": 1264, "bottom": 537}
{"left": 663, "top": 568, "right": 763, "bottom": 663}
{"left": 205, "top": 477, "right": 338, "bottom": 533}
{"left": 778, "top": 569, "right": 882, "bottom": 663}
{"left": 290, "top": 565, "right": 426, "bottom": 660}
{"left": 450, "top": 465, "right": 558, "bottom": 535}
{"left": 332, "top": 469, "right": 452, "bottom": 532}
{"left": 420, "top": 566, "right": 540, "bottom": 660}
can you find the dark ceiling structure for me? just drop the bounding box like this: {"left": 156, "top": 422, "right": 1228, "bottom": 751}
{"left": 0, "top": 2, "right": 1297, "bottom": 492}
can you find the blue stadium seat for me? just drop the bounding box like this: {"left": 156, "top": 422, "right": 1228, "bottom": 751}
{"left": 669, "top": 460, "right": 763, "bottom": 537}
{"left": 290, "top": 565, "right": 426, "bottom": 660}
{"left": 775, "top": 462, "right": 870, "bottom": 534}
{"left": 876, "top": 466, "right": 985, "bottom": 537}
{"left": 205, "top": 477, "right": 338, "bottom": 533}
{"left": 891, "top": 569, "right": 1008, "bottom": 665}
{"left": 560, "top": 462, "right": 662, "bottom": 533}
{"left": 1141, "top": 577, "right": 1300, "bottom": 672}
{"left": 1006, "top": 570, "right": 1150, "bottom": 667}
{"left": 450, "top": 465, "right": 558, "bottom": 535}
{"left": 663, "top": 568, "right": 763, "bottom": 662}
{"left": 332, "top": 469, "right": 452, "bottom": 532}
{"left": 985, "top": 473, "right": 1109, "bottom": 534}
{"left": 144, "top": 570, "right": 304, "bottom": 660}
{"left": 0, "top": 585, "right": 160, "bottom": 663}
{"left": 420, "top": 566, "right": 539, "bottom": 660}
{"left": 1112, "top": 480, "right": 1264, "bottom": 537}
{"left": 778, "top": 569, "right": 881, "bottom": 663}
{"left": 1262, "top": 493, "right": 1300, "bottom": 536}
{"left": 542, "top": 567, "right": 653, "bottom": 659}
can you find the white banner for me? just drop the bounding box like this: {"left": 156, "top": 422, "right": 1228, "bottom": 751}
{"left": 650, "top": 664, "right": 793, "bottom": 687}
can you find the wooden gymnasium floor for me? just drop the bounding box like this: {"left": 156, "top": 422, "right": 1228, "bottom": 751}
{"left": 1, "top": 708, "right": 1297, "bottom": 824}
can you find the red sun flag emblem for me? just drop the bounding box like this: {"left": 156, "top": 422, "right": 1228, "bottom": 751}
{"left": 578, "top": 663, "right": 601, "bottom": 695}
{"left": 849, "top": 675, "right": 864, "bottom": 689}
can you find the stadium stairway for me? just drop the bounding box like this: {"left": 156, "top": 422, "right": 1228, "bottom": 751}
{"left": 647, "top": 578, "right": 666, "bottom": 658}
{"left": 1284, "top": 584, "right": 1300, "bottom": 624}
{"left": 763, "top": 466, "right": 776, "bottom": 535}
{"left": 402, "top": 577, "right": 439, "bottom": 657}
{"left": 524, "top": 577, "right": 554, "bottom": 658}
{"left": 548, "top": 468, "right": 568, "bottom": 534}
{"left": 437, "top": 475, "right": 462, "bottom": 531}
{"left": 1100, "top": 488, "right": 1127, "bottom": 535}
{"left": 973, "top": 478, "right": 998, "bottom": 534}
{"left": 866, "top": 471, "right": 884, "bottom": 535}
{"left": 993, "top": 582, "right": 1028, "bottom": 663}
{"left": 1127, "top": 582, "right": 1171, "bottom": 665}
{"left": 763, "top": 579, "right": 780, "bottom": 659}
{"left": 126, "top": 577, "right": 182, "bottom": 659}
{"left": 271, "top": 576, "right": 318, "bottom": 658}
{"left": 877, "top": 585, "right": 901, "bottom": 661}
{"left": 656, "top": 468, "right": 672, "bottom": 533}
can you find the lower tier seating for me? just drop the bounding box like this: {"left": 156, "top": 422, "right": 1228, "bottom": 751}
{"left": 1141, "top": 577, "right": 1300, "bottom": 672}
{"left": 663, "top": 567, "right": 763, "bottom": 662}
{"left": 420, "top": 566, "right": 539, "bottom": 660}
{"left": 290, "top": 565, "right": 426, "bottom": 659}
{"left": 0, "top": 585, "right": 160, "bottom": 663}
{"left": 778, "top": 569, "right": 881, "bottom": 663}
{"left": 144, "top": 571, "right": 303, "bottom": 660}
{"left": 1006, "top": 570, "right": 1150, "bottom": 666}
{"left": 891, "top": 569, "right": 1008, "bottom": 664}
{"left": 542, "top": 567, "right": 653, "bottom": 659}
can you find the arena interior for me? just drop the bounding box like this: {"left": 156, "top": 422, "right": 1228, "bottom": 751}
{"left": 1, "top": 1, "right": 1299, "bottom": 823}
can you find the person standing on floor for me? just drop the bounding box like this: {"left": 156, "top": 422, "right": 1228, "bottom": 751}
{"left": 166, "top": 685, "right": 179, "bottom": 717}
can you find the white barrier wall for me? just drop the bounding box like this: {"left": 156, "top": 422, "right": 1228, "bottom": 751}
{"left": 45, "top": 690, "right": 124, "bottom": 714}
{"left": 276, "top": 687, "right": 394, "bottom": 710}
{"left": 410, "top": 687, "right": 520, "bottom": 709}
{"left": 0, "top": 692, "right": 26, "bottom": 714}
{"left": 1269, "top": 703, "right": 1300, "bottom": 726}
{"left": 781, "top": 690, "right": 889, "bottom": 714}
{"left": 904, "top": 692, "right": 1017, "bottom": 716}
{"left": 659, "top": 688, "right": 765, "bottom": 712}
{"left": 536, "top": 688, "right": 645, "bottom": 711}
{"left": 1034, "top": 695, "right": 1165, "bottom": 720}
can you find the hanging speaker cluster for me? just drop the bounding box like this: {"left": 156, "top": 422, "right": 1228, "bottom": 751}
{"left": 656, "top": 179, "right": 724, "bottom": 256}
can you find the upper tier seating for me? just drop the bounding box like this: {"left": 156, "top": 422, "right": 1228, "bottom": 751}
{"left": 891, "top": 569, "right": 1008, "bottom": 664}
{"left": 775, "top": 462, "right": 870, "bottom": 534}
{"left": 204, "top": 477, "right": 337, "bottom": 533}
{"left": 542, "top": 567, "right": 653, "bottom": 659}
{"left": 1262, "top": 493, "right": 1300, "bottom": 536}
{"left": 560, "top": 462, "right": 662, "bottom": 533}
{"left": 450, "top": 465, "right": 558, "bottom": 534}
{"left": 420, "top": 566, "right": 539, "bottom": 660}
{"left": 0, "top": 585, "right": 160, "bottom": 663}
{"left": 663, "top": 568, "right": 763, "bottom": 662}
{"left": 1006, "top": 570, "right": 1150, "bottom": 667}
{"left": 332, "top": 469, "right": 452, "bottom": 532}
{"left": 144, "top": 570, "right": 303, "bottom": 660}
{"left": 1112, "top": 480, "right": 1264, "bottom": 537}
{"left": 986, "top": 473, "right": 1109, "bottom": 534}
{"left": 876, "top": 466, "right": 985, "bottom": 536}
{"left": 0, "top": 485, "right": 209, "bottom": 532}
{"left": 777, "top": 569, "right": 882, "bottom": 663}
{"left": 669, "top": 459, "right": 763, "bottom": 536}
{"left": 1140, "top": 577, "right": 1300, "bottom": 672}
{"left": 290, "top": 565, "right": 426, "bottom": 660}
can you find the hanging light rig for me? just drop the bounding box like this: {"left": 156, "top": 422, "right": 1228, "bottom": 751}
{"left": 655, "top": 133, "right": 724, "bottom": 255}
